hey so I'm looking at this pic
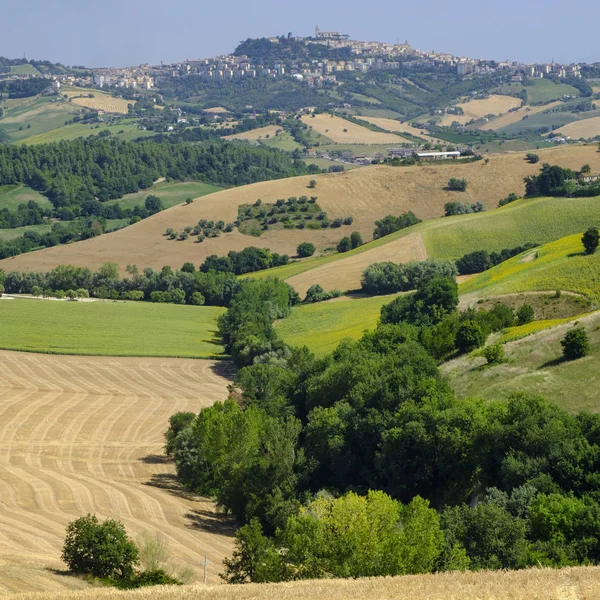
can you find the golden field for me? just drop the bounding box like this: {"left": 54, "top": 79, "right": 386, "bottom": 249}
{"left": 1, "top": 566, "right": 600, "bottom": 600}
{"left": 0, "top": 351, "right": 234, "bottom": 593}
{"left": 554, "top": 116, "right": 600, "bottom": 139}
{"left": 358, "top": 116, "right": 446, "bottom": 144}
{"left": 63, "top": 88, "right": 131, "bottom": 115}
{"left": 223, "top": 125, "right": 283, "bottom": 141}
{"left": 1, "top": 145, "right": 599, "bottom": 278}
{"left": 300, "top": 113, "right": 400, "bottom": 144}
{"left": 480, "top": 101, "right": 562, "bottom": 131}
{"left": 439, "top": 94, "right": 522, "bottom": 126}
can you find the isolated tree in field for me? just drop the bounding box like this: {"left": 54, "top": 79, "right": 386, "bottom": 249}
{"left": 308, "top": 179, "right": 317, "bottom": 189}
{"left": 483, "top": 343, "right": 505, "bottom": 364}
{"left": 561, "top": 327, "right": 589, "bottom": 360}
{"left": 581, "top": 164, "right": 591, "bottom": 174}
{"left": 62, "top": 514, "right": 139, "bottom": 579}
{"left": 582, "top": 226, "right": 599, "bottom": 255}
{"left": 144, "top": 195, "right": 163, "bottom": 215}
{"left": 296, "top": 242, "right": 315, "bottom": 257}
{"left": 526, "top": 153, "right": 540, "bottom": 164}
{"left": 516, "top": 304, "right": 535, "bottom": 326}
{"left": 337, "top": 236, "right": 352, "bottom": 253}
{"left": 350, "top": 231, "right": 363, "bottom": 249}
{"left": 447, "top": 178, "right": 468, "bottom": 192}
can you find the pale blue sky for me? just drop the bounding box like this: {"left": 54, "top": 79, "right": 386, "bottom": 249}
{"left": 1, "top": 0, "right": 598, "bottom": 67}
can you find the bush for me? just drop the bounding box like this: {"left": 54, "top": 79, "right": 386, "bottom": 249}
{"left": 526, "top": 153, "right": 540, "bottom": 164}
{"left": 516, "top": 304, "right": 535, "bottom": 326}
{"left": 190, "top": 291, "right": 205, "bottom": 305}
{"left": 456, "top": 321, "right": 485, "bottom": 354}
{"left": 498, "top": 193, "right": 519, "bottom": 207}
{"left": 448, "top": 178, "right": 468, "bottom": 192}
{"left": 561, "top": 327, "right": 589, "bottom": 360}
{"left": 304, "top": 284, "right": 344, "bottom": 303}
{"left": 582, "top": 226, "right": 599, "bottom": 255}
{"left": 308, "top": 180, "right": 317, "bottom": 188}
{"left": 483, "top": 343, "right": 505, "bottom": 364}
{"left": 373, "top": 212, "right": 421, "bottom": 239}
{"left": 62, "top": 514, "right": 139, "bottom": 579}
{"left": 350, "top": 231, "right": 363, "bottom": 249}
{"left": 337, "top": 237, "right": 352, "bottom": 253}
{"left": 297, "top": 242, "right": 316, "bottom": 258}
{"left": 76, "top": 288, "right": 89, "bottom": 298}
{"left": 343, "top": 216, "right": 354, "bottom": 226}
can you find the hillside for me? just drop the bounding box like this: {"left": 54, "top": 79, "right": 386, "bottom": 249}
{"left": 0, "top": 350, "right": 235, "bottom": 593}
{"left": 2, "top": 145, "right": 599, "bottom": 275}
{"left": 1, "top": 565, "right": 599, "bottom": 600}
{"left": 443, "top": 310, "right": 600, "bottom": 413}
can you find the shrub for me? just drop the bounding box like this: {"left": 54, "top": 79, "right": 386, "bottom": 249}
{"left": 483, "top": 343, "right": 505, "bottom": 364}
{"left": 330, "top": 218, "right": 343, "bottom": 228}
{"left": 526, "top": 153, "right": 540, "bottom": 164}
{"left": 373, "top": 212, "right": 421, "bottom": 239}
{"left": 350, "top": 231, "right": 363, "bottom": 249}
{"left": 499, "top": 193, "right": 519, "bottom": 207}
{"left": 308, "top": 179, "right": 317, "bottom": 188}
{"left": 561, "top": 327, "right": 589, "bottom": 360}
{"left": 516, "top": 304, "right": 535, "bottom": 326}
{"left": 582, "top": 226, "right": 599, "bottom": 255}
{"left": 304, "top": 284, "right": 344, "bottom": 303}
{"left": 456, "top": 321, "right": 485, "bottom": 353}
{"left": 179, "top": 232, "right": 189, "bottom": 241}
{"left": 190, "top": 291, "right": 205, "bottom": 305}
{"left": 343, "top": 216, "right": 354, "bottom": 226}
{"left": 61, "top": 514, "right": 139, "bottom": 579}
{"left": 337, "top": 237, "right": 352, "bottom": 253}
{"left": 448, "top": 178, "right": 468, "bottom": 192}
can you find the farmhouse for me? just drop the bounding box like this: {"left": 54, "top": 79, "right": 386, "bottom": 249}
{"left": 387, "top": 148, "right": 416, "bottom": 158}
{"left": 416, "top": 151, "right": 461, "bottom": 160}
{"left": 578, "top": 174, "right": 600, "bottom": 184}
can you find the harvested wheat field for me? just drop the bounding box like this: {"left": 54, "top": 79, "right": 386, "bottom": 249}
{"left": 63, "top": 88, "right": 130, "bottom": 115}
{"left": 0, "top": 351, "right": 235, "bottom": 593}
{"left": 223, "top": 125, "right": 282, "bottom": 141}
{"left": 554, "top": 116, "right": 600, "bottom": 139}
{"left": 286, "top": 232, "right": 427, "bottom": 296}
{"left": 203, "top": 107, "right": 229, "bottom": 114}
{"left": 2, "top": 145, "right": 600, "bottom": 275}
{"left": 480, "top": 101, "right": 562, "bottom": 131}
{"left": 2, "top": 566, "right": 600, "bottom": 600}
{"left": 439, "top": 94, "right": 522, "bottom": 126}
{"left": 359, "top": 117, "right": 445, "bottom": 144}
{"left": 300, "top": 113, "right": 400, "bottom": 144}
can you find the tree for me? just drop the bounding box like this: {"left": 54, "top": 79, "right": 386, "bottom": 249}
{"left": 561, "top": 327, "right": 589, "bottom": 360}
{"left": 62, "top": 514, "right": 139, "bottom": 579}
{"left": 350, "top": 231, "right": 363, "bottom": 249}
{"left": 308, "top": 180, "right": 317, "bottom": 189}
{"left": 181, "top": 262, "right": 195, "bottom": 273}
{"left": 296, "top": 242, "right": 315, "bottom": 258}
{"left": 144, "top": 195, "right": 163, "bottom": 215}
{"left": 581, "top": 164, "right": 591, "bottom": 174}
{"left": 337, "top": 237, "right": 352, "bottom": 253}
{"left": 456, "top": 321, "right": 485, "bottom": 354}
{"left": 582, "top": 226, "right": 599, "bottom": 255}
{"left": 98, "top": 262, "right": 119, "bottom": 281}
{"left": 516, "top": 304, "right": 535, "bottom": 325}
{"left": 447, "top": 178, "right": 468, "bottom": 192}
{"left": 526, "top": 153, "right": 540, "bottom": 164}
{"left": 483, "top": 343, "right": 504, "bottom": 364}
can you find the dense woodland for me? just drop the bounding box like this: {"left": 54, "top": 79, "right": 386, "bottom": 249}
{"left": 163, "top": 273, "right": 600, "bottom": 582}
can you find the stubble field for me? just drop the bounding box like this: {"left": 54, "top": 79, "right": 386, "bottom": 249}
{"left": 0, "top": 351, "right": 235, "bottom": 594}
{"left": 300, "top": 113, "right": 400, "bottom": 144}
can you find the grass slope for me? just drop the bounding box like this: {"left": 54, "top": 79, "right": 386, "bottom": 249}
{"left": 0, "top": 184, "right": 51, "bottom": 210}
{"left": 2, "top": 566, "right": 600, "bottom": 600}
{"left": 526, "top": 79, "right": 581, "bottom": 103}
{"left": 22, "top": 121, "right": 155, "bottom": 144}
{"left": 276, "top": 295, "right": 398, "bottom": 356}
{"left": 443, "top": 311, "right": 600, "bottom": 413}
{"left": 0, "top": 299, "right": 225, "bottom": 357}
{"left": 460, "top": 233, "right": 600, "bottom": 301}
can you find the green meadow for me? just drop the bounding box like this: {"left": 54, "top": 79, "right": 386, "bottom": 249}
{"left": 276, "top": 295, "right": 397, "bottom": 356}
{"left": 0, "top": 299, "right": 225, "bottom": 358}
{"left": 0, "top": 184, "right": 51, "bottom": 210}
{"left": 22, "top": 121, "right": 156, "bottom": 145}
{"left": 525, "top": 78, "right": 581, "bottom": 103}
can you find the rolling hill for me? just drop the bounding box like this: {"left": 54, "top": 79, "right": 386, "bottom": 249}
{"left": 1, "top": 145, "right": 599, "bottom": 276}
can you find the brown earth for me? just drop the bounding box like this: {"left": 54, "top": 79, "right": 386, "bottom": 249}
{"left": 0, "top": 351, "right": 235, "bottom": 593}
{"left": 1, "top": 145, "right": 600, "bottom": 275}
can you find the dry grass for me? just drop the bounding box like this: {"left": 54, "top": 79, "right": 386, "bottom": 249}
{"left": 286, "top": 232, "right": 426, "bottom": 296}
{"left": 300, "top": 114, "right": 400, "bottom": 144}
{"left": 359, "top": 117, "right": 446, "bottom": 144}
{"left": 1, "top": 145, "right": 599, "bottom": 276}
{"left": 203, "top": 107, "right": 229, "bottom": 114}
{"left": 223, "top": 125, "right": 282, "bottom": 141}
{"left": 554, "top": 116, "right": 600, "bottom": 139}
{"left": 439, "top": 95, "right": 522, "bottom": 126}
{"left": 480, "top": 101, "right": 562, "bottom": 131}
{"left": 0, "top": 351, "right": 235, "bottom": 593}
{"left": 2, "top": 566, "right": 600, "bottom": 600}
{"left": 63, "top": 88, "right": 130, "bottom": 114}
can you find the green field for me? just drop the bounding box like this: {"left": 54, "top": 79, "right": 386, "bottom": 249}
{"left": 498, "top": 111, "right": 590, "bottom": 136}
{"left": 276, "top": 295, "right": 397, "bottom": 356}
{"left": 0, "top": 184, "right": 51, "bottom": 210}
{"left": 248, "top": 195, "right": 600, "bottom": 285}
{"left": 0, "top": 96, "right": 80, "bottom": 141}
{"left": 10, "top": 64, "right": 41, "bottom": 76}
{"left": 258, "top": 130, "right": 304, "bottom": 152}
{"left": 105, "top": 181, "right": 222, "bottom": 211}
{"left": 460, "top": 233, "right": 600, "bottom": 301}
{"left": 442, "top": 311, "right": 600, "bottom": 413}
{"left": 0, "top": 299, "right": 225, "bottom": 358}
{"left": 0, "top": 223, "right": 52, "bottom": 241}
{"left": 526, "top": 79, "right": 581, "bottom": 104}
{"left": 23, "top": 120, "right": 155, "bottom": 145}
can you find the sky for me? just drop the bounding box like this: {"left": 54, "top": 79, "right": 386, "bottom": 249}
{"left": 1, "top": 0, "right": 599, "bottom": 68}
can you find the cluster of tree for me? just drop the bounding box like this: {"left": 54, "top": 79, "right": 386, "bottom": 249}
{"left": 373, "top": 212, "right": 421, "bottom": 239}
{"left": 303, "top": 284, "right": 343, "bottom": 304}
{"left": 0, "top": 77, "right": 51, "bottom": 98}
{"left": 166, "top": 218, "right": 235, "bottom": 242}
{"left": 498, "top": 192, "right": 519, "bottom": 207}
{"left": 1, "top": 262, "right": 241, "bottom": 307}
{"left": 167, "top": 274, "right": 600, "bottom": 581}
{"left": 0, "top": 138, "right": 311, "bottom": 213}
{"left": 444, "top": 201, "right": 486, "bottom": 216}
{"left": 337, "top": 232, "right": 362, "bottom": 253}
{"left": 62, "top": 514, "right": 182, "bottom": 589}
{"left": 526, "top": 153, "right": 540, "bottom": 164}
{"left": 361, "top": 258, "right": 457, "bottom": 295}
{"left": 455, "top": 243, "right": 539, "bottom": 275}
{"left": 0, "top": 200, "right": 49, "bottom": 228}
{"left": 447, "top": 178, "right": 468, "bottom": 192}
{"left": 524, "top": 163, "right": 600, "bottom": 198}
{"left": 200, "top": 247, "right": 290, "bottom": 276}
